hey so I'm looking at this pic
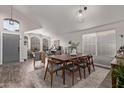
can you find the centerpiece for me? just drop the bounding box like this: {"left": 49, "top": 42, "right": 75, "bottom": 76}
{"left": 68, "top": 41, "right": 80, "bottom": 56}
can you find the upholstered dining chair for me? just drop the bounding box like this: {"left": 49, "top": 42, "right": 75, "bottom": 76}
{"left": 78, "top": 56, "right": 88, "bottom": 78}
{"left": 31, "top": 52, "right": 36, "bottom": 69}
{"left": 87, "top": 55, "right": 95, "bottom": 74}
{"left": 41, "top": 51, "right": 47, "bottom": 64}
{"left": 65, "top": 58, "right": 82, "bottom": 85}
{"left": 44, "top": 58, "right": 63, "bottom": 87}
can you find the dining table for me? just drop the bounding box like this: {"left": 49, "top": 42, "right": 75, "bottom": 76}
{"left": 49, "top": 53, "right": 89, "bottom": 85}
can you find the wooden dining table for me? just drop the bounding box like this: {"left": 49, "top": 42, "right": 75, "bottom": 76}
{"left": 49, "top": 53, "right": 88, "bottom": 85}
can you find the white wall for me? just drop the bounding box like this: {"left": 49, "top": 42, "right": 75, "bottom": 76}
{"left": 20, "top": 31, "right": 27, "bottom": 62}
{"left": 60, "top": 20, "right": 124, "bottom": 54}
{"left": 0, "top": 31, "right": 1, "bottom": 64}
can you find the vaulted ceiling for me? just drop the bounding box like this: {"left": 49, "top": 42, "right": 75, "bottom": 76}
{"left": 1, "top": 5, "right": 124, "bottom": 34}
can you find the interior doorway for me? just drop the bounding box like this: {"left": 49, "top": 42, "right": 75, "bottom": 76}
{"left": 31, "top": 36, "right": 41, "bottom": 52}
{"left": 43, "top": 38, "right": 49, "bottom": 52}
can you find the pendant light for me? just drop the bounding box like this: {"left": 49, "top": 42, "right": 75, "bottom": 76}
{"left": 77, "top": 5, "right": 87, "bottom": 22}
{"left": 3, "top": 5, "right": 20, "bottom": 32}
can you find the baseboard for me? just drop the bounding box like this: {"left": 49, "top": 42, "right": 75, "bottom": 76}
{"left": 94, "top": 63, "right": 111, "bottom": 69}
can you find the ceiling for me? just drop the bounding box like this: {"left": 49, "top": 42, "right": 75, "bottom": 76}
{"left": 0, "top": 5, "right": 40, "bottom": 31}
{"left": 1, "top": 5, "right": 124, "bottom": 34}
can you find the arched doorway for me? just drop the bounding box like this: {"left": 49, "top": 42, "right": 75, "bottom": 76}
{"left": 31, "top": 36, "right": 41, "bottom": 52}
{"left": 43, "top": 38, "right": 49, "bottom": 52}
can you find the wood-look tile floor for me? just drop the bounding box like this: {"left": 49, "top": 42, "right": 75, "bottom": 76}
{"left": 0, "top": 60, "right": 111, "bottom": 88}
{"left": 0, "top": 61, "right": 35, "bottom": 88}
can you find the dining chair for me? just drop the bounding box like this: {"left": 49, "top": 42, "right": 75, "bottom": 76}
{"left": 78, "top": 56, "right": 88, "bottom": 78}
{"left": 31, "top": 52, "right": 36, "bottom": 69}
{"left": 41, "top": 51, "right": 47, "bottom": 64}
{"left": 65, "top": 58, "right": 82, "bottom": 85}
{"left": 87, "top": 55, "right": 95, "bottom": 74}
{"left": 44, "top": 58, "right": 63, "bottom": 87}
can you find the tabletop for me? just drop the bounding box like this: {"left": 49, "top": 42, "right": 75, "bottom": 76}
{"left": 49, "top": 53, "right": 88, "bottom": 61}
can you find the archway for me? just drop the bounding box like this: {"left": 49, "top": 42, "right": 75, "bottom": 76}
{"left": 31, "top": 36, "right": 41, "bottom": 52}
{"left": 42, "top": 38, "right": 49, "bottom": 52}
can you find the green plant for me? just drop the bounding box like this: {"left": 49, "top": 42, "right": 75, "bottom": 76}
{"left": 68, "top": 41, "right": 80, "bottom": 54}
{"left": 68, "top": 41, "right": 80, "bottom": 48}
{"left": 68, "top": 41, "right": 72, "bottom": 44}
{"left": 71, "top": 42, "right": 80, "bottom": 48}
{"left": 112, "top": 59, "right": 124, "bottom": 88}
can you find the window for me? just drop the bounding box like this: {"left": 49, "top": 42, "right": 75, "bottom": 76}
{"left": 43, "top": 38, "right": 49, "bottom": 52}
{"left": 3, "top": 18, "right": 19, "bottom": 32}
{"left": 97, "top": 30, "right": 116, "bottom": 56}
{"left": 82, "top": 33, "right": 97, "bottom": 55}
{"left": 82, "top": 30, "right": 116, "bottom": 57}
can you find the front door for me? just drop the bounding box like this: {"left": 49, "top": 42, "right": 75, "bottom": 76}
{"left": 3, "top": 33, "right": 20, "bottom": 64}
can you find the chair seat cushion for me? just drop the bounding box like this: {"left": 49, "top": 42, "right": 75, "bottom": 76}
{"left": 66, "top": 64, "right": 78, "bottom": 71}
{"left": 48, "top": 64, "right": 62, "bottom": 72}
{"left": 78, "top": 60, "right": 86, "bottom": 68}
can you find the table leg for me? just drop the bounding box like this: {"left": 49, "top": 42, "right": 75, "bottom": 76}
{"left": 33, "top": 58, "right": 35, "bottom": 69}
{"left": 63, "top": 62, "right": 65, "bottom": 85}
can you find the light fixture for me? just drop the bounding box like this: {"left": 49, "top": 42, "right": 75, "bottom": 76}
{"left": 77, "top": 5, "right": 87, "bottom": 22}
{"left": 3, "top": 5, "right": 20, "bottom": 32}
{"left": 120, "top": 34, "right": 124, "bottom": 47}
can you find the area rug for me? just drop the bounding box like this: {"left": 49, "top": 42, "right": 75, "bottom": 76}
{"left": 29, "top": 66, "right": 110, "bottom": 88}
{"left": 73, "top": 67, "right": 110, "bottom": 88}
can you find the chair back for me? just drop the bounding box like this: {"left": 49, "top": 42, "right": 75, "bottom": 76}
{"left": 87, "top": 55, "right": 93, "bottom": 63}
{"left": 41, "top": 51, "right": 47, "bottom": 63}
{"left": 47, "top": 58, "right": 59, "bottom": 71}
{"left": 69, "top": 58, "right": 79, "bottom": 66}
{"left": 79, "top": 56, "right": 88, "bottom": 63}
{"left": 48, "top": 58, "right": 55, "bottom": 64}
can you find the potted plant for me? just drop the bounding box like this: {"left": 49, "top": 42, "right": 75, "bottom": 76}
{"left": 68, "top": 41, "right": 80, "bottom": 55}
{"left": 112, "top": 58, "right": 124, "bottom": 88}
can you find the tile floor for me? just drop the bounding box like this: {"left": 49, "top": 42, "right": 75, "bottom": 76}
{"left": 0, "top": 60, "right": 111, "bottom": 88}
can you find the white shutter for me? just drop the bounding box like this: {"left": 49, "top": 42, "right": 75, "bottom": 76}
{"left": 97, "top": 30, "right": 116, "bottom": 56}
{"left": 82, "top": 33, "right": 97, "bottom": 55}
{"left": 82, "top": 30, "right": 116, "bottom": 57}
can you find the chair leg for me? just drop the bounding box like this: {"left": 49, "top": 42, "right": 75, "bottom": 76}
{"left": 92, "top": 63, "right": 95, "bottom": 71}
{"left": 72, "top": 71, "right": 74, "bottom": 86}
{"left": 51, "top": 73, "right": 53, "bottom": 87}
{"left": 44, "top": 68, "right": 48, "bottom": 80}
{"left": 88, "top": 65, "right": 91, "bottom": 74}
{"left": 56, "top": 71, "right": 58, "bottom": 76}
{"left": 62, "top": 70, "right": 63, "bottom": 78}
{"left": 84, "top": 68, "right": 86, "bottom": 79}
{"left": 33, "top": 58, "right": 35, "bottom": 69}
{"left": 79, "top": 68, "right": 82, "bottom": 80}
